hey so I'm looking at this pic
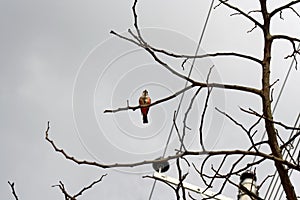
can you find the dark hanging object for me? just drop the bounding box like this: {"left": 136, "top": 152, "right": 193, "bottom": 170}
{"left": 152, "top": 158, "right": 170, "bottom": 173}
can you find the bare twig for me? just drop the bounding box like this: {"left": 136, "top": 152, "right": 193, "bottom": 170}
{"left": 272, "top": 34, "right": 300, "bottom": 68}
{"left": 247, "top": 24, "right": 258, "bottom": 33}
{"left": 8, "top": 181, "right": 19, "bottom": 200}
{"left": 132, "top": 0, "right": 148, "bottom": 45}
{"left": 270, "top": 0, "right": 300, "bottom": 18}
{"left": 173, "top": 111, "right": 187, "bottom": 152}
{"left": 217, "top": 0, "right": 264, "bottom": 29}
{"left": 288, "top": 7, "right": 300, "bottom": 18}
{"left": 240, "top": 108, "right": 300, "bottom": 131}
{"left": 52, "top": 174, "right": 107, "bottom": 200}
{"left": 199, "top": 67, "right": 214, "bottom": 151}
{"left": 181, "top": 58, "right": 188, "bottom": 70}
{"left": 270, "top": 78, "right": 280, "bottom": 88}
{"left": 248, "top": 10, "right": 262, "bottom": 15}
{"left": 74, "top": 174, "right": 107, "bottom": 198}
{"left": 181, "top": 87, "right": 202, "bottom": 152}
{"left": 215, "top": 107, "right": 258, "bottom": 152}
{"left": 206, "top": 155, "right": 228, "bottom": 192}
{"left": 259, "top": 174, "right": 274, "bottom": 191}
{"left": 280, "top": 10, "right": 284, "bottom": 20}
{"left": 176, "top": 158, "right": 188, "bottom": 200}
{"left": 281, "top": 131, "right": 300, "bottom": 150}
{"left": 52, "top": 181, "right": 73, "bottom": 200}
{"left": 142, "top": 175, "right": 177, "bottom": 195}
{"left": 188, "top": 192, "right": 197, "bottom": 200}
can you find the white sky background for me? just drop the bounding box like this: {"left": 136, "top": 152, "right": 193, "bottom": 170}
{"left": 1, "top": 0, "right": 299, "bottom": 199}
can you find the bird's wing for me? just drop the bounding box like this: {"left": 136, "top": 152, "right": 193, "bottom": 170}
{"left": 139, "top": 96, "right": 144, "bottom": 105}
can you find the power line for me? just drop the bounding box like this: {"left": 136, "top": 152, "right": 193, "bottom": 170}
{"left": 162, "top": 0, "right": 215, "bottom": 157}
{"left": 148, "top": 1, "right": 215, "bottom": 199}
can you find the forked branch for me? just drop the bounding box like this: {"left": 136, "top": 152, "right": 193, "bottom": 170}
{"left": 8, "top": 181, "right": 19, "bottom": 200}
{"left": 52, "top": 174, "right": 107, "bottom": 200}
{"left": 217, "top": 0, "right": 264, "bottom": 29}
{"left": 270, "top": 0, "right": 300, "bottom": 18}
{"left": 45, "top": 121, "right": 300, "bottom": 170}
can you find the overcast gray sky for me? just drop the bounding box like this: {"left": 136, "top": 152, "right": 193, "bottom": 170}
{"left": 1, "top": 0, "right": 299, "bottom": 199}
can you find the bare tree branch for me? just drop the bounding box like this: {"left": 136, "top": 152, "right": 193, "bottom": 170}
{"left": 176, "top": 158, "right": 188, "bottom": 200}
{"left": 73, "top": 174, "right": 107, "bottom": 198}
{"left": 110, "top": 29, "right": 263, "bottom": 101}
{"left": 45, "top": 121, "right": 181, "bottom": 168}
{"left": 45, "top": 121, "right": 300, "bottom": 170}
{"left": 112, "top": 28, "right": 263, "bottom": 65}
{"left": 142, "top": 175, "right": 177, "bottom": 197}
{"left": 259, "top": 174, "right": 274, "bottom": 191}
{"left": 199, "top": 67, "right": 214, "bottom": 151}
{"left": 288, "top": 7, "right": 300, "bottom": 18}
{"left": 217, "top": 0, "right": 264, "bottom": 29}
{"left": 281, "top": 131, "right": 300, "bottom": 151}
{"left": 181, "top": 87, "right": 202, "bottom": 152}
{"left": 52, "top": 181, "right": 73, "bottom": 200}
{"left": 8, "top": 181, "right": 19, "bottom": 200}
{"left": 240, "top": 108, "right": 300, "bottom": 131}
{"left": 173, "top": 111, "right": 187, "bottom": 152}
{"left": 131, "top": 0, "right": 148, "bottom": 45}
{"left": 247, "top": 24, "right": 258, "bottom": 33}
{"left": 272, "top": 35, "right": 300, "bottom": 59}
{"left": 206, "top": 155, "right": 228, "bottom": 191}
{"left": 194, "top": 82, "right": 262, "bottom": 96}
{"left": 215, "top": 107, "right": 258, "bottom": 152}
{"left": 149, "top": 47, "right": 263, "bottom": 65}
{"left": 104, "top": 80, "right": 262, "bottom": 114}
{"left": 52, "top": 174, "right": 107, "bottom": 200}
{"left": 104, "top": 85, "right": 193, "bottom": 113}
{"left": 270, "top": 0, "right": 300, "bottom": 18}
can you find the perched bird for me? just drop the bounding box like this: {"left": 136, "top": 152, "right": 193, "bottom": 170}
{"left": 139, "top": 90, "right": 151, "bottom": 123}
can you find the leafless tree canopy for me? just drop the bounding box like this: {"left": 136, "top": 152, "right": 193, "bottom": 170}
{"left": 10, "top": 0, "right": 300, "bottom": 199}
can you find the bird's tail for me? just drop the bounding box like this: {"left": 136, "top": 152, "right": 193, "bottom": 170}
{"left": 143, "top": 115, "right": 148, "bottom": 123}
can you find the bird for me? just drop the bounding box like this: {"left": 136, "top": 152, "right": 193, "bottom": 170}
{"left": 139, "top": 90, "right": 151, "bottom": 123}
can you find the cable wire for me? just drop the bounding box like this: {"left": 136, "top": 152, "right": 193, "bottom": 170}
{"left": 148, "top": 1, "right": 215, "bottom": 199}
{"left": 162, "top": 0, "right": 215, "bottom": 157}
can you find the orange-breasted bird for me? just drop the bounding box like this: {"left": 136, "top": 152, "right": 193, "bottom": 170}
{"left": 139, "top": 90, "right": 151, "bottom": 123}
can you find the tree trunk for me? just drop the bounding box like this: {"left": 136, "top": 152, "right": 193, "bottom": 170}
{"left": 260, "top": 1, "right": 297, "bottom": 199}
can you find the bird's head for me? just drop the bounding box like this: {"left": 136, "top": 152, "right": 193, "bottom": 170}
{"left": 142, "top": 90, "right": 148, "bottom": 96}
